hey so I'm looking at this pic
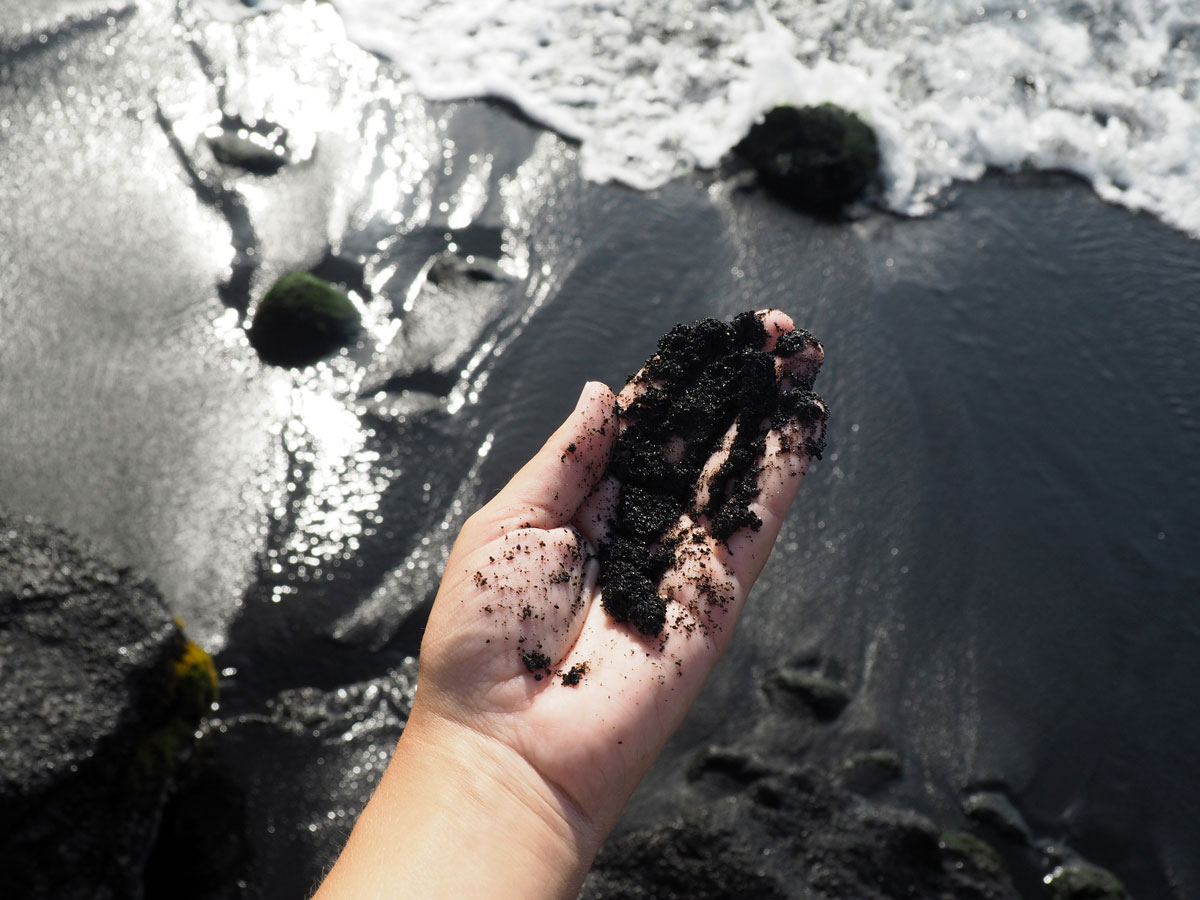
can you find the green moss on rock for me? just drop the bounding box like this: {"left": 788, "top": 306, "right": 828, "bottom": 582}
{"left": 1044, "top": 860, "right": 1128, "bottom": 900}
{"left": 0, "top": 515, "right": 219, "bottom": 898}
{"left": 939, "top": 830, "right": 1006, "bottom": 876}
{"left": 128, "top": 629, "right": 219, "bottom": 793}
{"left": 733, "top": 104, "right": 881, "bottom": 218}
{"left": 247, "top": 271, "right": 362, "bottom": 368}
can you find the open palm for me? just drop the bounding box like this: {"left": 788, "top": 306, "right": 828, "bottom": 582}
{"left": 413, "top": 309, "right": 827, "bottom": 846}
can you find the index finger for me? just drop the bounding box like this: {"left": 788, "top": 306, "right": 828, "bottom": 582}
{"left": 471, "top": 381, "right": 617, "bottom": 536}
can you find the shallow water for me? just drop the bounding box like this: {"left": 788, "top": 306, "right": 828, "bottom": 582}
{"left": 2, "top": 2, "right": 1200, "bottom": 897}
{"left": 635, "top": 171, "right": 1200, "bottom": 897}
{"left": 202, "top": 0, "right": 1200, "bottom": 236}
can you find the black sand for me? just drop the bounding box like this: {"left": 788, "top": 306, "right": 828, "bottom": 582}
{"left": 3, "top": 11, "right": 1199, "bottom": 894}
{"left": 597, "top": 312, "right": 827, "bottom": 637}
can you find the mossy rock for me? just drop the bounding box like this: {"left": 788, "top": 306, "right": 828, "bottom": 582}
{"left": 0, "top": 514, "right": 218, "bottom": 899}
{"left": 733, "top": 104, "right": 880, "bottom": 218}
{"left": 939, "top": 830, "right": 1006, "bottom": 876}
{"left": 171, "top": 630, "right": 220, "bottom": 718}
{"left": 1044, "top": 860, "right": 1128, "bottom": 900}
{"left": 248, "top": 271, "right": 362, "bottom": 368}
{"left": 128, "top": 629, "right": 219, "bottom": 792}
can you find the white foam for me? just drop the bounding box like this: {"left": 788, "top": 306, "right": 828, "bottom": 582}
{"left": 202, "top": 0, "right": 1200, "bottom": 236}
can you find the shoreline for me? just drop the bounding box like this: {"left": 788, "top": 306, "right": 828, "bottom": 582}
{"left": 1, "top": 4, "right": 1198, "bottom": 896}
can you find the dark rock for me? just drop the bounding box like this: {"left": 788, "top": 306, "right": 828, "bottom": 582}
{"left": 686, "top": 745, "right": 773, "bottom": 786}
{"left": 425, "top": 252, "right": 506, "bottom": 286}
{"left": 207, "top": 124, "right": 290, "bottom": 175}
{"left": 833, "top": 749, "right": 902, "bottom": 795}
{"left": 204, "top": 112, "right": 308, "bottom": 176}
{"left": 143, "top": 745, "right": 253, "bottom": 900}
{"left": 584, "top": 758, "right": 1021, "bottom": 900}
{"left": 0, "top": 513, "right": 217, "bottom": 900}
{"left": 764, "top": 667, "right": 851, "bottom": 721}
{"left": 940, "top": 831, "right": 1007, "bottom": 877}
{"left": 247, "top": 271, "right": 362, "bottom": 368}
{"left": 148, "top": 663, "right": 419, "bottom": 900}
{"left": 1043, "top": 859, "right": 1129, "bottom": 900}
{"left": 582, "top": 816, "right": 788, "bottom": 900}
{"left": 962, "top": 790, "right": 1033, "bottom": 845}
{"left": 732, "top": 105, "right": 881, "bottom": 218}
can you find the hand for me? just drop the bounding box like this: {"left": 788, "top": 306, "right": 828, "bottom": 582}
{"left": 316, "top": 309, "right": 826, "bottom": 900}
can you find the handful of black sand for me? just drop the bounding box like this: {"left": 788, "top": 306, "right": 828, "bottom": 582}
{"left": 597, "top": 311, "right": 827, "bottom": 638}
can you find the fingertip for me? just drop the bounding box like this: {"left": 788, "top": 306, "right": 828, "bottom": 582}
{"left": 757, "top": 309, "right": 796, "bottom": 348}
{"left": 772, "top": 327, "right": 824, "bottom": 387}
{"left": 572, "top": 382, "right": 618, "bottom": 452}
{"left": 576, "top": 380, "right": 616, "bottom": 418}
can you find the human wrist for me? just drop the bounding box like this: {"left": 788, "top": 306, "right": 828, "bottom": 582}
{"left": 317, "top": 703, "right": 599, "bottom": 900}
{"left": 409, "top": 702, "right": 604, "bottom": 860}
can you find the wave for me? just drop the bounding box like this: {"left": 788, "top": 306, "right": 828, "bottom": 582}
{"left": 201, "top": 0, "right": 1200, "bottom": 236}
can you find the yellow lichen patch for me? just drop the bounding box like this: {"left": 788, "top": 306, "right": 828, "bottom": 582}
{"left": 170, "top": 636, "right": 219, "bottom": 719}
{"left": 126, "top": 625, "right": 219, "bottom": 793}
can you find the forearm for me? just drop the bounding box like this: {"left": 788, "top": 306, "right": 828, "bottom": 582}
{"left": 314, "top": 707, "right": 598, "bottom": 900}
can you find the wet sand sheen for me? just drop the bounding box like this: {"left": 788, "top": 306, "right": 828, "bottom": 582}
{"left": 0, "top": 3, "right": 1198, "bottom": 896}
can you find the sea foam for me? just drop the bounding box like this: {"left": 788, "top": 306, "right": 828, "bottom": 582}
{"left": 201, "top": 0, "right": 1200, "bottom": 237}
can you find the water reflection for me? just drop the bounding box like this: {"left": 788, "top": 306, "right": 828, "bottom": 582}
{"left": 154, "top": 0, "right": 597, "bottom": 675}
{"left": 265, "top": 370, "right": 388, "bottom": 579}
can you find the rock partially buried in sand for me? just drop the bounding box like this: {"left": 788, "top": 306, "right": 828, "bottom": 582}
{"left": 939, "top": 830, "right": 1007, "bottom": 877}
{"left": 733, "top": 104, "right": 880, "bottom": 218}
{"left": 765, "top": 667, "right": 852, "bottom": 721}
{"left": 207, "top": 121, "right": 292, "bottom": 176}
{"left": 248, "top": 272, "right": 362, "bottom": 368}
{"left": 1043, "top": 859, "right": 1129, "bottom": 900}
{"left": 586, "top": 756, "right": 1022, "bottom": 899}
{"left": 962, "top": 789, "right": 1033, "bottom": 846}
{"left": 834, "top": 748, "right": 903, "bottom": 795}
{"left": 0, "top": 514, "right": 218, "bottom": 899}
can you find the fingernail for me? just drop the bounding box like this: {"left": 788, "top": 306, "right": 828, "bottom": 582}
{"left": 574, "top": 381, "right": 600, "bottom": 414}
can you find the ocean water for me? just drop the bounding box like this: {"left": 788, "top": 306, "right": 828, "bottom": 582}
{"left": 202, "top": 0, "right": 1200, "bottom": 237}
{"left": 2, "top": 1, "right": 1199, "bottom": 898}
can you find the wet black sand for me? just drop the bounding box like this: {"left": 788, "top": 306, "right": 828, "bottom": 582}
{"left": 1, "top": 9, "right": 1199, "bottom": 894}
{"left": 476, "top": 166, "right": 1200, "bottom": 899}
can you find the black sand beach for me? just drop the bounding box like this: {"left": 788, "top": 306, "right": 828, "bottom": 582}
{"left": 2, "top": 3, "right": 1199, "bottom": 898}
